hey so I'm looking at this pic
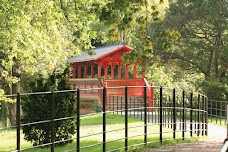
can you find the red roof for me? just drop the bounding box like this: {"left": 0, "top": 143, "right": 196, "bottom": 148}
{"left": 67, "top": 44, "right": 132, "bottom": 64}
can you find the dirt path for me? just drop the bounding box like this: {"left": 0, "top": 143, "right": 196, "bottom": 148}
{"left": 145, "top": 141, "right": 223, "bottom": 152}
{"left": 146, "top": 124, "right": 226, "bottom": 152}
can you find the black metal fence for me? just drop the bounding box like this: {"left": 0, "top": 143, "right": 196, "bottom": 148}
{"left": 208, "top": 100, "right": 227, "bottom": 126}
{"left": 0, "top": 86, "right": 208, "bottom": 152}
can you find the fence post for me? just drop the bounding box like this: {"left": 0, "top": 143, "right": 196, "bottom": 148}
{"left": 77, "top": 89, "right": 80, "bottom": 152}
{"left": 210, "top": 100, "right": 212, "bottom": 123}
{"left": 121, "top": 96, "right": 123, "bottom": 115}
{"left": 125, "top": 86, "right": 128, "bottom": 151}
{"left": 144, "top": 85, "right": 147, "bottom": 145}
{"left": 197, "top": 94, "right": 200, "bottom": 136}
{"left": 220, "top": 101, "right": 222, "bottom": 125}
{"left": 103, "top": 86, "right": 106, "bottom": 152}
{"left": 190, "top": 92, "right": 193, "bottom": 137}
{"left": 16, "top": 93, "right": 21, "bottom": 152}
{"left": 202, "top": 96, "right": 205, "bottom": 136}
{"left": 216, "top": 101, "right": 218, "bottom": 124}
{"left": 51, "top": 91, "right": 55, "bottom": 152}
{"left": 160, "top": 87, "right": 163, "bottom": 143}
{"left": 113, "top": 96, "right": 114, "bottom": 114}
{"left": 167, "top": 95, "right": 169, "bottom": 128}
{"left": 130, "top": 97, "right": 132, "bottom": 117}
{"left": 173, "top": 88, "right": 176, "bottom": 139}
{"left": 182, "top": 90, "right": 185, "bottom": 140}
{"left": 205, "top": 97, "right": 208, "bottom": 136}
{"left": 117, "top": 95, "right": 119, "bottom": 115}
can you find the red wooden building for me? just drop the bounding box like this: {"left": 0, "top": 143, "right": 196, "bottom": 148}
{"left": 67, "top": 43, "right": 154, "bottom": 112}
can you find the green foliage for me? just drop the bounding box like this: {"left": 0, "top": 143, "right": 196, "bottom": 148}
{"left": 0, "top": 0, "right": 227, "bottom": 106}
{"left": 151, "top": 0, "right": 228, "bottom": 99}
{"left": 199, "top": 75, "right": 228, "bottom": 100}
{"left": 146, "top": 64, "right": 174, "bottom": 87}
{"left": 21, "top": 68, "right": 76, "bottom": 146}
{"left": 165, "top": 0, "right": 227, "bottom": 75}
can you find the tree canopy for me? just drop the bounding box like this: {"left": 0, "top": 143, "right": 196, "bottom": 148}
{"left": 155, "top": 0, "right": 228, "bottom": 99}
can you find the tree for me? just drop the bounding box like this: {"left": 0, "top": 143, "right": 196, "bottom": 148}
{"left": 153, "top": 0, "right": 228, "bottom": 99}
{"left": 21, "top": 68, "right": 76, "bottom": 146}
{"left": 0, "top": 0, "right": 79, "bottom": 126}
{"left": 95, "top": 0, "right": 169, "bottom": 70}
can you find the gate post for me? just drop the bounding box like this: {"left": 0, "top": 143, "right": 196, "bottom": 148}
{"left": 197, "top": 94, "right": 200, "bottom": 136}
{"left": 160, "top": 87, "right": 163, "bottom": 143}
{"left": 125, "top": 86, "right": 128, "bottom": 151}
{"left": 182, "top": 90, "right": 185, "bottom": 140}
{"left": 190, "top": 92, "right": 193, "bottom": 137}
{"left": 144, "top": 85, "right": 147, "bottom": 145}
{"left": 51, "top": 91, "right": 55, "bottom": 152}
{"left": 16, "top": 93, "right": 21, "bottom": 152}
{"left": 103, "top": 86, "right": 107, "bottom": 152}
{"left": 173, "top": 88, "right": 176, "bottom": 139}
{"left": 76, "top": 89, "right": 80, "bottom": 152}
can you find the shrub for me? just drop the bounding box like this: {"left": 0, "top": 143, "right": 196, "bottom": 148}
{"left": 21, "top": 68, "right": 76, "bottom": 146}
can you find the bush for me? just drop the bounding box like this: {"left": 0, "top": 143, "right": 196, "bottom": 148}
{"left": 21, "top": 68, "right": 76, "bottom": 146}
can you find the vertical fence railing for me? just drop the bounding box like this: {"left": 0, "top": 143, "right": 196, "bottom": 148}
{"left": 125, "top": 86, "right": 128, "bottom": 151}
{"left": 197, "top": 94, "right": 200, "bottom": 136}
{"left": 205, "top": 97, "right": 208, "bottom": 136}
{"left": 144, "top": 86, "right": 147, "bottom": 145}
{"left": 51, "top": 91, "right": 55, "bottom": 152}
{"left": 103, "top": 86, "right": 106, "bottom": 152}
{"left": 202, "top": 96, "right": 205, "bottom": 137}
{"left": 16, "top": 93, "right": 21, "bottom": 152}
{"left": 76, "top": 89, "right": 80, "bottom": 152}
{"left": 173, "top": 88, "right": 176, "bottom": 139}
{"left": 182, "top": 91, "right": 185, "bottom": 140}
{"left": 160, "top": 87, "right": 163, "bottom": 143}
{"left": 190, "top": 92, "right": 193, "bottom": 137}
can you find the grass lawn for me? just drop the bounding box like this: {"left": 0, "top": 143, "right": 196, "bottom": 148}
{"left": 0, "top": 112, "right": 203, "bottom": 152}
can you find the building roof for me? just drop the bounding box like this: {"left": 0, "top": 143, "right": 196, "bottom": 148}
{"left": 67, "top": 44, "right": 132, "bottom": 63}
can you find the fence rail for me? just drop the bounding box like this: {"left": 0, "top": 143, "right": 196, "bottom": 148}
{"left": 0, "top": 86, "right": 208, "bottom": 152}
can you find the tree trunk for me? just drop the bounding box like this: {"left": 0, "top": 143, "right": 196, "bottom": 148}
{"left": 7, "top": 102, "right": 17, "bottom": 126}
{"left": 214, "top": 32, "right": 222, "bottom": 79}
{"left": 8, "top": 58, "right": 20, "bottom": 126}
{"left": 0, "top": 101, "right": 8, "bottom": 127}
{"left": 205, "top": 49, "right": 214, "bottom": 78}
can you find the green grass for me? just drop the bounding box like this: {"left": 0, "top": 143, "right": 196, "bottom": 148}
{"left": 81, "top": 112, "right": 140, "bottom": 126}
{"left": 0, "top": 113, "right": 204, "bottom": 152}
